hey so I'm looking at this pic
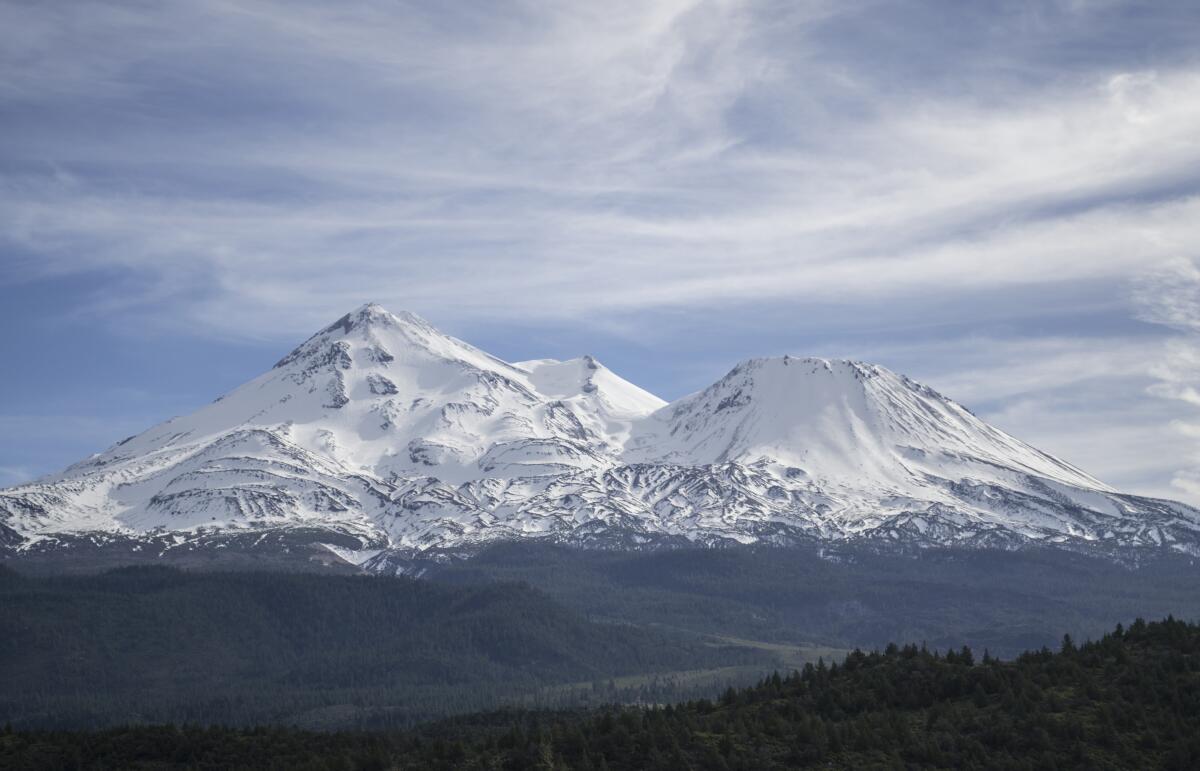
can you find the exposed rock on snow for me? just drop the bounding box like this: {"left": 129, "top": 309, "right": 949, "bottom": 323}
{"left": 3, "top": 303, "right": 1199, "bottom": 569}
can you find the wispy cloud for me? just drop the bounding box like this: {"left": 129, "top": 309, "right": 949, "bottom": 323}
{"left": 4, "top": 1, "right": 1199, "bottom": 334}
{"left": 1132, "top": 259, "right": 1200, "bottom": 497}
{"left": 0, "top": 466, "right": 31, "bottom": 486}
{"left": 3, "top": 1, "right": 1200, "bottom": 499}
{"left": 1134, "top": 258, "right": 1200, "bottom": 335}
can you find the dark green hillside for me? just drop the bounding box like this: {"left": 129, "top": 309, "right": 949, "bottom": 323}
{"left": 3, "top": 618, "right": 1198, "bottom": 770}
{"left": 0, "top": 565, "right": 765, "bottom": 730}
{"left": 431, "top": 541, "right": 1200, "bottom": 656}
{"left": 399, "top": 616, "right": 1200, "bottom": 770}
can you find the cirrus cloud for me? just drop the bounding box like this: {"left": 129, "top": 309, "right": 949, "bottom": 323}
{"left": 3, "top": 1, "right": 1200, "bottom": 501}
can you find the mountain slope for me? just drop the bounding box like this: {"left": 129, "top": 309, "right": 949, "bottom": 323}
{"left": 0, "top": 565, "right": 765, "bottom": 729}
{"left": 7, "top": 617, "right": 1199, "bottom": 768}
{"left": 2, "top": 304, "right": 1199, "bottom": 569}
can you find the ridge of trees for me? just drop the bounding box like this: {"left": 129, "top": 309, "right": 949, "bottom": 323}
{"left": 2, "top": 616, "right": 1198, "bottom": 769}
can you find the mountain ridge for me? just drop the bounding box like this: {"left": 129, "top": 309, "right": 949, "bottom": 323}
{"left": 3, "top": 303, "right": 1199, "bottom": 571}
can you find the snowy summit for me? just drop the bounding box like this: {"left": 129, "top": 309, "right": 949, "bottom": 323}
{"left": 2, "top": 304, "right": 1198, "bottom": 572}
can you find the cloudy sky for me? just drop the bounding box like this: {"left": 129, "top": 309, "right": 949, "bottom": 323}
{"left": 2, "top": 0, "right": 1200, "bottom": 502}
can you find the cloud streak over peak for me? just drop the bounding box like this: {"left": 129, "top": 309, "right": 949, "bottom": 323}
{"left": 2, "top": 0, "right": 1200, "bottom": 502}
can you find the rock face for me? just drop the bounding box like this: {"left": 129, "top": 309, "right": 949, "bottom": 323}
{"left": 3, "top": 303, "right": 1199, "bottom": 571}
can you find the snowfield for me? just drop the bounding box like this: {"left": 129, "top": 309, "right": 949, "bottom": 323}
{"left": 3, "top": 303, "right": 1199, "bottom": 570}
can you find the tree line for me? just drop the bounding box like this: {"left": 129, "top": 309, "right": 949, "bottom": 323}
{"left": 2, "top": 616, "right": 1198, "bottom": 769}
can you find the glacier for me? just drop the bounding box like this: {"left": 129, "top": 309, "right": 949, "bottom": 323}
{"left": 3, "top": 303, "right": 1199, "bottom": 572}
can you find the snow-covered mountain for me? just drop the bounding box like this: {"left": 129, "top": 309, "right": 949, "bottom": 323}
{"left": 3, "top": 303, "right": 1198, "bottom": 571}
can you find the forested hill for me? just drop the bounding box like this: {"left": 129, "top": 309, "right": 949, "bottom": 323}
{"left": 0, "top": 565, "right": 764, "bottom": 730}
{"left": 503, "top": 616, "right": 1199, "bottom": 770}
{"left": 2, "top": 618, "right": 1198, "bottom": 770}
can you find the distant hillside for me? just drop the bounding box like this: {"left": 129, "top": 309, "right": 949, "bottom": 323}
{"left": 430, "top": 541, "right": 1200, "bottom": 657}
{"left": 0, "top": 565, "right": 766, "bottom": 730}
{"left": 408, "top": 616, "right": 1200, "bottom": 770}
{"left": 3, "top": 618, "right": 1198, "bottom": 770}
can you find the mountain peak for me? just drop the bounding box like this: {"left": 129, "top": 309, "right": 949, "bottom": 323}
{"left": 515, "top": 356, "right": 666, "bottom": 418}
{"left": 274, "top": 304, "right": 486, "bottom": 373}
{"left": 320, "top": 303, "right": 432, "bottom": 336}
{"left": 354, "top": 302, "right": 429, "bottom": 326}
{"left": 643, "top": 352, "right": 1110, "bottom": 491}
{"left": 729, "top": 356, "right": 884, "bottom": 380}
{"left": 6, "top": 309, "right": 1196, "bottom": 566}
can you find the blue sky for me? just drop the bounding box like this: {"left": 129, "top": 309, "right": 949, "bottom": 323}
{"left": 3, "top": 0, "right": 1200, "bottom": 502}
